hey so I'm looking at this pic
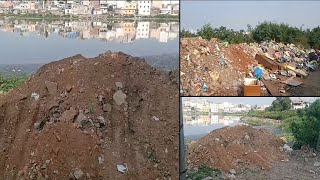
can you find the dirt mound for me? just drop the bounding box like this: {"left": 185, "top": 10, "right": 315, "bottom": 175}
{"left": 0, "top": 52, "right": 178, "bottom": 179}
{"left": 180, "top": 37, "right": 256, "bottom": 96}
{"left": 187, "top": 125, "right": 286, "bottom": 172}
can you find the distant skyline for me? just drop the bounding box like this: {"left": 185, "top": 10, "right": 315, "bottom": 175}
{"left": 181, "top": 1, "right": 320, "bottom": 31}
{"left": 182, "top": 97, "right": 319, "bottom": 106}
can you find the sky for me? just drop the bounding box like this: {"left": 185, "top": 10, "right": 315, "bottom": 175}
{"left": 182, "top": 97, "right": 319, "bottom": 106}
{"left": 181, "top": 1, "right": 320, "bottom": 31}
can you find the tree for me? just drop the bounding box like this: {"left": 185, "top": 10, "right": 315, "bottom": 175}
{"left": 197, "top": 24, "right": 215, "bottom": 40}
{"left": 289, "top": 99, "right": 320, "bottom": 149}
{"left": 270, "top": 97, "right": 292, "bottom": 111}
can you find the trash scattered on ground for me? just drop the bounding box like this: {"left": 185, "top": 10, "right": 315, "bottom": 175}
{"left": 117, "top": 164, "right": 128, "bottom": 174}
{"left": 181, "top": 37, "right": 320, "bottom": 96}
{"left": 0, "top": 52, "right": 178, "bottom": 179}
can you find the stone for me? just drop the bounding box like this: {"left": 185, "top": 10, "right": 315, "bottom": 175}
{"left": 103, "top": 103, "right": 112, "bottom": 112}
{"left": 45, "top": 81, "right": 58, "bottom": 95}
{"left": 79, "top": 88, "right": 85, "bottom": 93}
{"left": 60, "top": 108, "right": 77, "bottom": 122}
{"left": 313, "top": 162, "right": 320, "bottom": 167}
{"left": 98, "top": 155, "right": 104, "bottom": 165}
{"left": 115, "top": 82, "right": 123, "bottom": 88}
{"left": 73, "top": 168, "right": 84, "bottom": 179}
{"left": 113, "top": 90, "right": 127, "bottom": 106}
{"left": 244, "top": 135, "right": 250, "bottom": 140}
{"left": 229, "top": 169, "right": 236, "bottom": 175}
{"left": 75, "top": 112, "right": 88, "bottom": 125}
{"left": 66, "top": 84, "right": 72, "bottom": 92}
{"left": 97, "top": 116, "right": 106, "bottom": 125}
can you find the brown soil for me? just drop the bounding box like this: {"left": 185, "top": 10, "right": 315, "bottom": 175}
{"left": 0, "top": 52, "right": 179, "bottom": 179}
{"left": 187, "top": 125, "right": 286, "bottom": 172}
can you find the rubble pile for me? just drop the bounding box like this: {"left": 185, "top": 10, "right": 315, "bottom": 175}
{"left": 187, "top": 125, "right": 286, "bottom": 173}
{"left": 0, "top": 52, "right": 179, "bottom": 179}
{"left": 181, "top": 37, "right": 320, "bottom": 96}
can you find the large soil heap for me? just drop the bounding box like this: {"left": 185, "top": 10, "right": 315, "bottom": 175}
{"left": 0, "top": 52, "right": 179, "bottom": 179}
{"left": 187, "top": 125, "right": 286, "bottom": 172}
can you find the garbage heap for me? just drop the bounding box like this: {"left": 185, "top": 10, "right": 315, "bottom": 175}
{"left": 0, "top": 52, "right": 179, "bottom": 180}
{"left": 180, "top": 37, "right": 320, "bottom": 96}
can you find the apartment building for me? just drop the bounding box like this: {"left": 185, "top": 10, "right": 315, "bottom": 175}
{"left": 137, "top": 1, "right": 151, "bottom": 16}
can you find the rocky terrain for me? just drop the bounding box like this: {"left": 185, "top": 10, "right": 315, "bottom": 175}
{"left": 180, "top": 37, "right": 319, "bottom": 96}
{"left": 0, "top": 52, "right": 179, "bottom": 179}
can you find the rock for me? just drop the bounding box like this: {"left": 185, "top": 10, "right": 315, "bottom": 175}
{"left": 244, "top": 135, "right": 250, "bottom": 140}
{"left": 53, "top": 131, "right": 61, "bottom": 142}
{"left": 75, "top": 112, "right": 88, "bottom": 125}
{"left": 73, "top": 168, "right": 84, "bottom": 179}
{"left": 313, "top": 162, "right": 320, "bottom": 167}
{"left": 66, "top": 84, "right": 72, "bottom": 92}
{"left": 60, "top": 108, "right": 77, "bottom": 122}
{"left": 113, "top": 90, "right": 127, "bottom": 106}
{"left": 98, "top": 95, "right": 104, "bottom": 102}
{"left": 97, "top": 116, "right": 106, "bottom": 125}
{"left": 79, "top": 88, "right": 85, "bottom": 93}
{"left": 283, "top": 144, "right": 293, "bottom": 153}
{"left": 34, "top": 122, "right": 41, "bottom": 130}
{"left": 103, "top": 103, "right": 112, "bottom": 112}
{"left": 98, "top": 155, "right": 104, "bottom": 165}
{"left": 31, "top": 92, "right": 40, "bottom": 101}
{"left": 115, "top": 82, "right": 123, "bottom": 88}
{"left": 310, "top": 170, "right": 316, "bottom": 174}
{"left": 45, "top": 81, "right": 58, "bottom": 95}
{"left": 229, "top": 169, "right": 236, "bottom": 175}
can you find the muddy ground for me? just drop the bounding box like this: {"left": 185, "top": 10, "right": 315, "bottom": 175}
{"left": 0, "top": 51, "right": 179, "bottom": 179}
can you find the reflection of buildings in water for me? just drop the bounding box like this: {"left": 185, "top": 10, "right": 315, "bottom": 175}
{"left": 210, "top": 115, "right": 219, "bottom": 124}
{"left": 184, "top": 115, "right": 241, "bottom": 127}
{"left": 0, "top": 20, "right": 178, "bottom": 43}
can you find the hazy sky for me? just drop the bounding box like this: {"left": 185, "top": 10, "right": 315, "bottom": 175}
{"left": 182, "top": 97, "right": 319, "bottom": 106}
{"left": 181, "top": 1, "right": 320, "bottom": 31}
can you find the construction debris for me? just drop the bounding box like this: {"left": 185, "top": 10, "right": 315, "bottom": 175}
{"left": 181, "top": 37, "right": 320, "bottom": 96}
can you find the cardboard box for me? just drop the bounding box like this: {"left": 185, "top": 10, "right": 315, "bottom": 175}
{"left": 244, "top": 78, "right": 261, "bottom": 96}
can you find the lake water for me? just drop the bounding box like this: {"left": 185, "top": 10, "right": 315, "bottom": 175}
{"left": 0, "top": 19, "right": 179, "bottom": 73}
{"left": 184, "top": 115, "right": 284, "bottom": 141}
{"left": 184, "top": 115, "right": 242, "bottom": 139}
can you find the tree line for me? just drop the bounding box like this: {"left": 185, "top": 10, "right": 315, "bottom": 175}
{"left": 181, "top": 21, "right": 320, "bottom": 49}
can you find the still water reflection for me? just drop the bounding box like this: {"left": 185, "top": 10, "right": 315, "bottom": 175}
{"left": 0, "top": 19, "right": 179, "bottom": 70}
{"left": 184, "top": 115, "right": 242, "bottom": 137}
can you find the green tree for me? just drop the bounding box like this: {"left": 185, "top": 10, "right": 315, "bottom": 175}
{"left": 270, "top": 97, "right": 292, "bottom": 111}
{"left": 289, "top": 99, "right": 320, "bottom": 149}
{"left": 197, "top": 24, "right": 215, "bottom": 40}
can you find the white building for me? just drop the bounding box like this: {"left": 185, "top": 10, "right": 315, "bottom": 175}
{"left": 210, "top": 103, "right": 218, "bottom": 113}
{"left": 136, "top": 21, "right": 150, "bottom": 39}
{"left": 137, "top": 1, "right": 151, "bottom": 16}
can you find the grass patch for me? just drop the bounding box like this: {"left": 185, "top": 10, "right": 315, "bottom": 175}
{"left": 0, "top": 74, "right": 28, "bottom": 92}
{"left": 187, "top": 166, "right": 223, "bottom": 180}
{"left": 246, "top": 110, "right": 297, "bottom": 120}
{"left": 243, "top": 119, "right": 273, "bottom": 126}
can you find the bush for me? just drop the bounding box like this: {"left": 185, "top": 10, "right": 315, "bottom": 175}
{"left": 289, "top": 100, "right": 320, "bottom": 149}
{"left": 181, "top": 22, "right": 320, "bottom": 49}
{"left": 0, "top": 74, "right": 28, "bottom": 92}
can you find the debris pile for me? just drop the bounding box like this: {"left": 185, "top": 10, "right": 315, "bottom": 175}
{"left": 181, "top": 37, "right": 320, "bottom": 96}
{"left": 0, "top": 52, "right": 179, "bottom": 179}
{"left": 187, "top": 125, "right": 286, "bottom": 173}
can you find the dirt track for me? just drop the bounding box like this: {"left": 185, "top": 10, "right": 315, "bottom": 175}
{"left": 0, "top": 52, "right": 179, "bottom": 179}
